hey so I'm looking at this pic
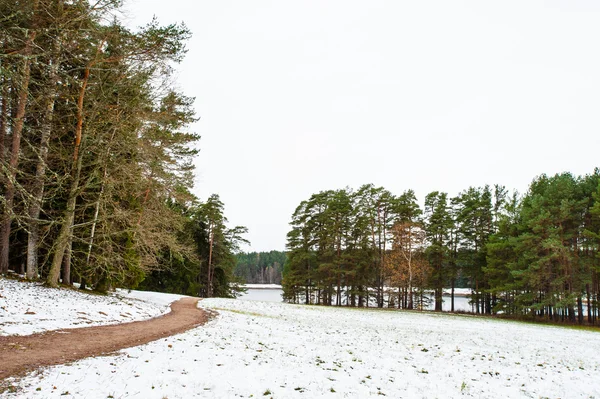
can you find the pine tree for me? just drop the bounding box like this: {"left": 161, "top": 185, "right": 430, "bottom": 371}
{"left": 424, "top": 191, "right": 451, "bottom": 311}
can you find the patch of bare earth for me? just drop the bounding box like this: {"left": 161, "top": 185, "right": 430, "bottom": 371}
{"left": 0, "top": 297, "right": 210, "bottom": 381}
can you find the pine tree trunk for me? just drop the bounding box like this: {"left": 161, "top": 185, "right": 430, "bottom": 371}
{"left": 475, "top": 279, "right": 480, "bottom": 314}
{"left": 305, "top": 276, "right": 309, "bottom": 305}
{"left": 46, "top": 168, "right": 80, "bottom": 287}
{"left": 0, "top": 80, "right": 7, "bottom": 270}
{"left": 86, "top": 190, "right": 102, "bottom": 265}
{"left": 451, "top": 278, "right": 455, "bottom": 312}
{"left": 0, "top": 80, "right": 7, "bottom": 162}
{"left": 358, "top": 290, "right": 363, "bottom": 307}
{"left": 408, "top": 259, "right": 413, "bottom": 310}
{"left": 26, "top": 36, "right": 61, "bottom": 279}
{"left": 0, "top": 27, "right": 36, "bottom": 274}
{"left": 435, "top": 288, "right": 443, "bottom": 312}
{"left": 46, "top": 64, "right": 89, "bottom": 287}
{"left": 586, "top": 284, "right": 592, "bottom": 325}
{"left": 207, "top": 226, "right": 214, "bottom": 297}
{"left": 568, "top": 305, "right": 575, "bottom": 323}
{"left": 86, "top": 122, "right": 117, "bottom": 266}
{"left": 336, "top": 277, "right": 341, "bottom": 306}
{"left": 62, "top": 238, "right": 72, "bottom": 285}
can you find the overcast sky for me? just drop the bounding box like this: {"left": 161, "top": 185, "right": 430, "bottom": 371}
{"left": 124, "top": 0, "right": 600, "bottom": 252}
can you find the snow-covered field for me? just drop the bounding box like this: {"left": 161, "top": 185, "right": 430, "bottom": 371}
{"left": 2, "top": 286, "right": 599, "bottom": 399}
{"left": 0, "top": 279, "right": 182, "bottom": 336}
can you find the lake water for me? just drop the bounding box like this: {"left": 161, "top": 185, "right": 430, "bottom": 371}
{"left": 239, "top": 288, "right": 474, "bottom": 312}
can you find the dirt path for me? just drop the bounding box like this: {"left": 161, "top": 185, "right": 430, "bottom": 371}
{"left": 0, "top": 297, "right": 209, "bottom": 380}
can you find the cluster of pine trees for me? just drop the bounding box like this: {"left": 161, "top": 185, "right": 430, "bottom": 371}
{"left": 140, "top": 194, "right": 248, "bottom": 297}
{"left": 283, "top": 170, "right": 600, "bottom": 325}
{"left": 235, "top": 251, "right": 286, "bottom": 285}
{"left": 0, "top": 1, "right": 245, "bottom": 297}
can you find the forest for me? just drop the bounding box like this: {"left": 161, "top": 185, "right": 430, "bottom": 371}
{"left": 283, "top": 170, "right": 600, "bottom": 325}
{"left": 234, "top": 250, "right": 286, "bottom": 285}
{"left": 0, "top": 0, "right": 245, "bottom": 297}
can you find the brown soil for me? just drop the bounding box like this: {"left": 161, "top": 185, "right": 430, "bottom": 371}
{"left": 0, "top": 297, "right": 210, "bottom": 380}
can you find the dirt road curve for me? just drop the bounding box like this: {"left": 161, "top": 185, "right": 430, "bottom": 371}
{"left": 0, "top": 297, "right": 209, "bottom": 380}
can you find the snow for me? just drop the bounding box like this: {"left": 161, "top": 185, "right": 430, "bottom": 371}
{"left": 0, "top": 279, "right": 181, "bottom": 336}
{"left": 2, "top": 291, "right": 599, "bottom": 399}
{"left": 442, "top": 287, "right": 471, "bottom": 296}
{"left": 242, "top": 284, "right": 283, "bottom": 289}
{"left": 115, "top": 288, "right": 186, "bottom": 308}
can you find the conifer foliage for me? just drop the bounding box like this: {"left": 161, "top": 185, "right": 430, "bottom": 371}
{"left": 235, "top": 251, "right": 286, "bottom": 284}
{"left": 283, "top": 170, "right": 600, "bottom": 325}
{"left": 0, "top": 0, "right": 245, "bottom": 296}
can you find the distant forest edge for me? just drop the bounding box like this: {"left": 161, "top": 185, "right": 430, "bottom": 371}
{"left": 234, "top": 251, "right": 285, "bottom": 285}
{"left": 283, "top": 169, "right": 600, "bottom": 326}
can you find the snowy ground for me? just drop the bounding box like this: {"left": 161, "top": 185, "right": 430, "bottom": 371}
{"left": 2, "top": 292, "right": 599, "bottom": 399}
{"left": 0, "top": 279, "right": 183, "bottom": 336}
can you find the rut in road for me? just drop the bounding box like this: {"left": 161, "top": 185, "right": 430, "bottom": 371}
{"left": 0, "top": 297, "right": 210, "bottom": 380}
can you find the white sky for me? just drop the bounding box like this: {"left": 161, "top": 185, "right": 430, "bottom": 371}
{"left": 123, "top": 0, "right": 600, "bottom": 252}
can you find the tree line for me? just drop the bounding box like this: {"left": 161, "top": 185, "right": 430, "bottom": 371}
{"left": 0, "top": 1, "right": 246, "bottom": 297}
{"left": 235, "top": 250, "right": 286, "bottom": 285}
{"left": 283, "top": 170, "right": 600, "bottom": 325}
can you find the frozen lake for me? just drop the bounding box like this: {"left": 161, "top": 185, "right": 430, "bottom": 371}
{"left": 239, "top": 288, "right": 474, "bottom": 312}
{"left": 239, "top": 288, "right": 284, "bottom": 303}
